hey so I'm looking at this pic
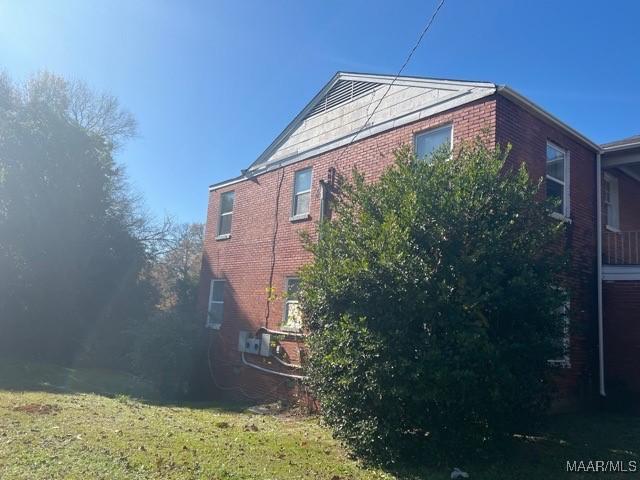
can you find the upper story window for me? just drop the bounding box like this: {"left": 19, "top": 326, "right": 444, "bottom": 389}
{"left": 546, "top": 142, "right": 570, "bottom": 218}
{"left": 414, "top": 124, "right": 452, "bottom": 161}
{"left": 217, "top": 191, "right": 235, "bottom": 238}
{"left": 603, "top": 173, "right": 620, "bottom": 230}
{"left": 291, "top": 168, "right": 312, "bottom": 220}
{"left": 282, "top": 277, "right": 302, "bottom": 331}
{"left": 207, "top": 279, "right": 225, "bottom": 329}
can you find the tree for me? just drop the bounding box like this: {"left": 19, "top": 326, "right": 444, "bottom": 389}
{"left": 0, "top": 71, "right": 152, "bottom": 366}
{"left": 129, "top": 222, "right": 207, "bottom": 399}
{"left": 300, "top": 141, "right": 568, "bottom": 464}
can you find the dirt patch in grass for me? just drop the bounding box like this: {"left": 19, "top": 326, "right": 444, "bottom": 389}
{"left": 13, "top": 403, "right": 60, "bottom": 415}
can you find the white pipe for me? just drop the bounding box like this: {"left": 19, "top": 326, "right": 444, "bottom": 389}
{"left": 272, "top": 354, "right": 303, "bottom": 369}
{"left": 597, "top": 151, "right": 606, "bottom": 397}
{"left": 257, "top": 326, "right": 306, "bottom": 338}
{"left": 241, "top": 352, "right": 307, "bottom": 380}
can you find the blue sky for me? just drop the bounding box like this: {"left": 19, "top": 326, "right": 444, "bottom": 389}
{"left": 1, "top": 0, "right": 638, "bottom": 223}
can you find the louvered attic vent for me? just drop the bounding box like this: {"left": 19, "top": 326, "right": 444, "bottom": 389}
{"left": 304, "top": 80, "right": 379, "bottom": 119}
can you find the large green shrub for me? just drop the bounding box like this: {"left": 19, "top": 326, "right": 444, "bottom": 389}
{"left": 300, "top": 141, "right": 567, "bottom": 464}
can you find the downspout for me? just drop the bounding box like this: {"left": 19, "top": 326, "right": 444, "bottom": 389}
{"left": 596, "top": 151, "right": 606, "bottom": 397}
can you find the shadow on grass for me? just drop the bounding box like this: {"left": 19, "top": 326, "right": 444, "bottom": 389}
{"left": 0, "top": 358, "right": 252, "bottom": 413}
{"left": 370, "top": 412, "right": 640, "bottom": 480}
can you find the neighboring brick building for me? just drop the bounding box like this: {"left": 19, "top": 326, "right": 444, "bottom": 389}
{"left": 600, "top": 136, "right": 640, "bottom": 400}
{"left": 198, "top": 72, "right": 638, "bottom": 404}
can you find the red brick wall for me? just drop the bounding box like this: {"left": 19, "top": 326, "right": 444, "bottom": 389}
{"left": 603, "top": 281, "right": 640, "bottom": 395}
{"left": 199, "top": 96, "right": 497, "bottom": 401}
{"left": 496, "top": 96, "right": 598, "bottom": 402}
{"left": 200, "top": 93, "right": 598, "bottom": 402}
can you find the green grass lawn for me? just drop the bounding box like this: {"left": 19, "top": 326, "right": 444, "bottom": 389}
{"left": 1, "top": 360, "right": 639, "bottom": 479}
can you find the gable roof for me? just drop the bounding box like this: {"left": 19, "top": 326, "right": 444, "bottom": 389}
{"left": 210, "top": 72, "right": 600, "bottom": 191}
{"left": 245, "top": 72, "right": 496, "bottom": 173}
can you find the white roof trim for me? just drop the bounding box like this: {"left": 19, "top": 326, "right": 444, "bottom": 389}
{"left": 209, "top": 175, "right": 246, "bottom": 192}
{"left": 602, "top": 140, "right": 640, "bottom": 153}
{"left": 496, "top": 86, "right": 601, "bottom": 152}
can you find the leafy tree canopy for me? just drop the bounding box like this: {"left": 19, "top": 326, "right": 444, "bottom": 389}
{"left": 0, "top": 71, "right": 148, "bottom": 364}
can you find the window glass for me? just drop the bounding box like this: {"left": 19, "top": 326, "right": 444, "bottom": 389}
{"left": 415, "top": 125, "right": 452, "bottom": 160}
{"left": 546, "top": 143, "right": 567, "bottom": 215}
{"left": 546, "top": 144, "right": 565, "bottom": 182}
{"left": 220, "top": 191, "right": 235, "bottom": 214}
{"left": 293, "top": 169, "right": 312, "bottom": 217}
{"left": 294, "top": 169, "right": 312, "bottom": 193}
{"left": 211, "top": 280, "right": 225, "bottom": 302}
{"left": 207, "top": 280, "right": 225, "bottom": 328}
{"left": 604, "top": 175, "right": 620, "bottom": 229}
{"left": 218, "top": 191, "right": 234, "bottom": 236}
{"left": 283, "top": 277, "right": 302, "bottom": 329}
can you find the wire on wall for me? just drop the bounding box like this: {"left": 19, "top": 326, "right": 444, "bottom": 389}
{"left": 265, "top": 168, "right": 286, "bottom": 329}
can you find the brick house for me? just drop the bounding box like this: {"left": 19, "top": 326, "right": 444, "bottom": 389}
{"left": 198, "top": 72, "right": 639, "bottom": 404}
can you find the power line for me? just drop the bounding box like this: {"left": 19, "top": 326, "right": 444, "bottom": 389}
{"left": 335, "top": 0, "right": 447, "bottom": 163}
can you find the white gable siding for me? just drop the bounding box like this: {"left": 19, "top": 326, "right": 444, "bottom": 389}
{"left": 262, "top": 80, "right": 495, "bottom": 167}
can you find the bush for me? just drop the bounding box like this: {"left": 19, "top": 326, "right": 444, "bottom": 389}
{"left": 129, "top": 308, "right": 205, "bottom": 400}
{"left": 300, "top": 141, "right": 567, "bottom": 464}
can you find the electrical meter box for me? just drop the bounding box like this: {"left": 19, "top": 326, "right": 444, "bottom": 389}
{"left": 238, "top": 331, "right": 260, "bottom": 353}
{"left": 259, "top": 333, "right": 271, "bottom": 357}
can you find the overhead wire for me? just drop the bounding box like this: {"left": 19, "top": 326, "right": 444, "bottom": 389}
{"left": 333, "top": 0, "right": 447, "bottom": 166}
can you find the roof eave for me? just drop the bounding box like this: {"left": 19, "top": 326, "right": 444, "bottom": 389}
{"left": 601, "top": 141, "right": 640, "bottom": 153}
{"left": 208, "top": 174, "right": 246, "bottom": 192}
{"left": 497, "top": 85, "right": 601, "bottom": 153}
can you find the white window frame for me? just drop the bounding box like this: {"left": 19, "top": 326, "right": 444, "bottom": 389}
{"left": 291, "top": 168, "right": 312, "bottom": 221}
{"left": 217, "top": 191, "right": 234, "bottom": 240}
{"left": 413, "top": 124, "right": 454, "bottom": 161}
{"left": 282, "top": 277, "right": 302, "bottom": 331}
{"left": 206, "top": 279, "right": 225, "bottom": 330}
{"left": 603, "top": 172, "right": 620, "bottom": 231}
{"left": 546, "top": 141, "right": 570, "bottom": 221}
{"left": 548, "top": 298, "right": 571, "bottom": 368}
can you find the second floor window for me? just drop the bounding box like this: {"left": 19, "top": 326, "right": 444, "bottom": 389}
{"left": 292, "top": 168, "right": 312, "bottom": 218}
{"left": 546, "top": 142, "right": 569, "bottom": 217}
{"left": 415, "top": 124, "right": 452, "bottom": 161}
{"left": 603, "top": 173, "right": 620, "bottom": 230}
{"left": 218, "top": 191, "right": 235, "bottom": 237}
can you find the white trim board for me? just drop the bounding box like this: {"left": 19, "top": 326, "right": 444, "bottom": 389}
{"left": 602, "top": 265, "right": 640, "bottom": 281}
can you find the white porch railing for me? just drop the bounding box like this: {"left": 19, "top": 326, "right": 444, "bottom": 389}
{"left": 603, "top": 231, "right": 640, "bottom": 265}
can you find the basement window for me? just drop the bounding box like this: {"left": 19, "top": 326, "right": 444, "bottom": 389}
{"left": 217, "top": 191, "right": 235, "bottom": 239}
{"left": 603, "top": 173, "right": 620, "bottom": 231}
{"left": 282, "top": 277, "right": 302, "bottom": 331}
{"left": 546, "top": 142, "right": 570, "bottom": 218}
{"left": 206, "top": 279, "right": 225, "bottom": 329}
{"left": 291, "top": 168, "right": 312, "bottom": 220}
{"left": 414, "top": 124, "right": 452, "bottom": 161}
